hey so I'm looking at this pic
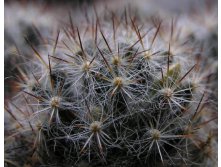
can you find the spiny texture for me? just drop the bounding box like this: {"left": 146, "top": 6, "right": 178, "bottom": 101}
{"left": 5, "top": 6, "right": 217, "bottom": 167}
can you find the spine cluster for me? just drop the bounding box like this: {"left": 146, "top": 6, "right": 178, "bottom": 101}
{"left": 5, "top": 7, "right": 217, "bottom": 167}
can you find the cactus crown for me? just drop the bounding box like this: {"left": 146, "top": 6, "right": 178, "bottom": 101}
{"left": 5, "top": 6, "right": 217, "bottom": 167}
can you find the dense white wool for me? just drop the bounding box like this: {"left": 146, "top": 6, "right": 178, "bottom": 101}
{"left": 5, "top": 2, "right": 217, "bottom": 166}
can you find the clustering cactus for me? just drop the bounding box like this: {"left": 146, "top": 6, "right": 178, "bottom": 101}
{"left": 5, "top": 3, "right": 217, "bottom": 167}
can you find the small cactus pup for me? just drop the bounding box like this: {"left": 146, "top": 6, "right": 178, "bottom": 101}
{"left": 5, "top": 9, "right": 217, "bottom": 167}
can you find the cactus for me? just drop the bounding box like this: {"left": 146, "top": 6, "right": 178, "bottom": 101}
{"left": 4, "top": 3, "right": 217, "bottom": 167}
